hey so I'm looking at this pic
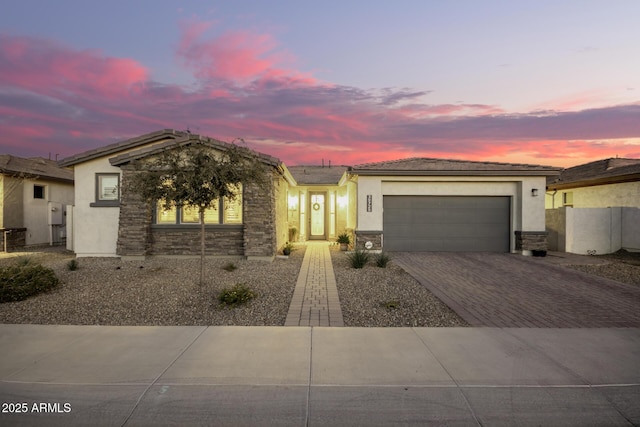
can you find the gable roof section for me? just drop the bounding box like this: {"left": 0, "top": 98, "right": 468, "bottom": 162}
{"left": 287, "top": 165, "right": 348, "bottom": 185}
{"left": 59, "top": 129, "right": 282, "bottom": 169}
{"left": 109, "top": 133, "right": 281, "bottom": 168}
{"left": 350, "top": 157, "right": 561, "bottom": 176}
{"left": 0, "top": 155, "right": 73, "bottom": 183}
{"left": 548, "top": 158, "right": 640, "bottom": 190}
{"left": 58, "top": 129, "right": 183, "bottom": 167}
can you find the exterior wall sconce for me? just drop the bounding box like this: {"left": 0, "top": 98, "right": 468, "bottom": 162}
{"left": 531, "top": 188, "right": 539, "bottom": 197}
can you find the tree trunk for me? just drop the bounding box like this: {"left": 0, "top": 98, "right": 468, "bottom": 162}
{"left": 200, "top": 208, "right": 205, "bottom": 285}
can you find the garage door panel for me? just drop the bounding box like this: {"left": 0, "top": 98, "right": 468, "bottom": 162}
{"left": 383, "top": 196, "right": 510, "bottom": 252}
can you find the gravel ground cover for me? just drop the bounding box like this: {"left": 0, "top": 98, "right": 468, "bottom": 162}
{"left": 0, "top": 247, "right": 304, "bottom": 326}
{"left": 564, "top": 250, "right": 640, "bottom": 286}
{"left": 330, "top": 247, "right": 469, "bottom": 327}
{"left": 1, "top": 246, "right": 638, "bottom": 327}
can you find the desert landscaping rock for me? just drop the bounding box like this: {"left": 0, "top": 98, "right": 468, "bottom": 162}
{"left": 1, "top": 246, "right": 638, "bottom": 327}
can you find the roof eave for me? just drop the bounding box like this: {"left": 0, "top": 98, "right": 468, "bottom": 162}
{"left": 349, "top": 169, "right": 562, "bottom": 177}
{"left": 547, "top": 173, "right": 640, "bottom": 190}
{"left": 58, "top": 129, "right": 181, "bottom": 167}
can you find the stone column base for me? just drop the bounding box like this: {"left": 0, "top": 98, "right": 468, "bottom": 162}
{"left": 515, "top": 230, "right": 548, "bottom": 255}
{"left": 355, "top": 230, "right": 382, "bottom": 250}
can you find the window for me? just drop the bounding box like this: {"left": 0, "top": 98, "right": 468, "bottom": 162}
{"left": 91, "top": 173, "right": 120, "bottom": 207}
{"left": 33, "top": 185, "right": 45, "bottom": 199}
{"left": 154, "top": 185, "right": 242, "bottom": 225}
{"left": 563, "top": 192, "right": 573, "bottom": 207}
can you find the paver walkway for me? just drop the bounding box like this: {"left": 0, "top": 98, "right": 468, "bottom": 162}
{"left": 285, "top": 242, "right": 344, "bottom": 326}
{"left": 394, "top": 252, "right": 640, "bottom": 327}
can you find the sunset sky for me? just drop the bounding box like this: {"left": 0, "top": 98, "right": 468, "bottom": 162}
{"left": 1, "top": 0, "right": 639, "bottom": 167}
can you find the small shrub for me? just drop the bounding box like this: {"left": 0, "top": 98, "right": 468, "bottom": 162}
{"left": 336, "top": 232, "right": 351, "bottom": 244}
{"left": 15, "top": 257, "right": 33, "bottom": 267}
{"left": 375, "top": 252, "right": 391, "bottom": 268}
{"left": 348, "top": 248, "right": 370, "bottom": 269}
{"left": 222, "top": 262, "right": 237, "bottom": 272}
{"left": 382, "top": 300, "right": 400, "bottom": 310}
{"left": 67, "top": 259, "right": 79, "bottom": 271}
{"left": 0, "top": 261, "right": 60, "bottom": 303}
{"left": 218, "top": 283, "right": 255, "bottom": 307}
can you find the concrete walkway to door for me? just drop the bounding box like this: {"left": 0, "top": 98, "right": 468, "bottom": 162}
{"left": 284, "top": 242, "right": 344, "bottom": 327}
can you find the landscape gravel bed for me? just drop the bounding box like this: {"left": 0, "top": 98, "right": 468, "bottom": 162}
{"left": 564, "top": 251, "right": 640, "bottom": 286}
{"left": 0, "top": 247, "right": 304, "bottom": 326}
{"left": 330, "top": 247, "right": 469, "bottom": 327}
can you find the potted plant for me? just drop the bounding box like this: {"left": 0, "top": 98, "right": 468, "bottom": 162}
{"left": 283, "top": 242, "right": 293, "bottom": 256}
{"left": 337, "top": 232, "right": 351, "bottom": 251}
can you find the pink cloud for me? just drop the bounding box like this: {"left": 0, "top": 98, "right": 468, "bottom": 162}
{"left": 176, "top": 18, "right": 316, "bottom": 86}
{"left": 0, "top": 29, "right": 638, "bottom": 169}
{"left": 0, "top": 34, "right": 148, "bottom": 101}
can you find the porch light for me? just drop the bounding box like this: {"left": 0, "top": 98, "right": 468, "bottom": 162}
{"left": 288, "top": 195, "right": 299, "bottom": 210}
{"left": 337, "top": 195, "right": 348, "bottom": 208}
{"left": 531, "top": 188, "right": 539, "bottom": 197}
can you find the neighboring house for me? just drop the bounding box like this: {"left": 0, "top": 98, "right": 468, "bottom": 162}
{"left": 0, "top": 155, "right": 74, "bottom": 250}
{"left": 59, "top": 129, "right": 563, "bottom": 258}
{"left": 349, "top": 158, "right": 561, "bottom": 253}
{"left": 546, "top": 158, "right": 640, "bottom": 254}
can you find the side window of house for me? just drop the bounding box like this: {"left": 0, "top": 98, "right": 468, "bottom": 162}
{"left": 33, "top": 184, "right": 45, "bottom": 199}
{"left": 91, "top": 173, "right": 120, "bottom": 207}
{"left": 562, "top": 192, "right": 573, "bottom": 207}
{"left": 154, "top": 185, "right": 242, "bottom": 225}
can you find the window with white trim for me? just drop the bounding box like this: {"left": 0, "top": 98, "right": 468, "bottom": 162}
{"left": 154, "top": 185, "right": 242, "bottom": 224}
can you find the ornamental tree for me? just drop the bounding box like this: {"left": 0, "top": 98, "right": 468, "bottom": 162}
{"left": 126, "top": 140, "right": 269, "bottom": 285}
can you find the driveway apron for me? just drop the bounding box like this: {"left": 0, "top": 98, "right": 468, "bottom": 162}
{"left": 393, "top": 252, "right": 640, "bottom": 327}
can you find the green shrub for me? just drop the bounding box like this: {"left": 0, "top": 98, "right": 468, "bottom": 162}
{"left": 375, "top": 252, "right": 391, "bottom": 268}
{"left": 0, "top": 261, "right": 60, "bottom": 303}
{"left": 382, "top": 300, "right": 400, "bottom": 310}
{"left": 218, "top": 283, "right": 255, "bottom": 306}
{"left": 67, "top": 259, "right": 79, "bottom": 271}
{"left": 222, "top": 262, "right": 237, "bottom": 272}
{"left": 348, "top": 248, "right": 370, "bottom": 269}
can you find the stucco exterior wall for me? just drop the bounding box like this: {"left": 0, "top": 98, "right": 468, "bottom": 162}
{"left": 622, "top": 208, "right": 640, "bottom": 251}
{"left": 22, "top": 178, "right": 74, "bottom": 245}
{"left": 1, "top": 176, "right": 24, "bottom": 228}
{"left": 546, "top": 181, "right": 640, "bottom": 209}
{"left": 274, "top": 175, "right": 290, "bottom": 251}
{"left": 73, "top": 156, "right": 122, "bottom": 256}
{"left": 356, "top": 175, "right": 547, "bottom": 252}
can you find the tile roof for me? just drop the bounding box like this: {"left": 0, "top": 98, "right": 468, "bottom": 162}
{"left": 287, "top": 165, "right": 348, "bottom": 185}
{"left": 58, "top": 129, "right": 182, "bottom": 167}
{"left": 58, "top": 129, "right": 281, "bottom": 168}
{"left": 350, "top": 157, "right": 561, "bottom": 176}
{"left": 109, "top": 134, "right": 281, "bottom": 168}
{"left": 547, "top": 158, "right": 640, "bottom": 189}
{"left": 0, "top": 155, "right": 73, "bottom": 183}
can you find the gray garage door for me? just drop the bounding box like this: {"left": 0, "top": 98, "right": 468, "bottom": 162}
{"left": 383, "top": 196, "right": 510, "bottom": 252}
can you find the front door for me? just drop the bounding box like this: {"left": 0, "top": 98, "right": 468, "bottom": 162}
{"left": 309, "top": 192, "right": 326, "bottom": 240}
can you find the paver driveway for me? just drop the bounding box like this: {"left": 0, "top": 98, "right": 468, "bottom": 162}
{"left": 393, "top": 252, "right": 640, "bottom": 327}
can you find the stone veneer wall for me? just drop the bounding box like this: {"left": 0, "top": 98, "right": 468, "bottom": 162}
{"left": 117, "top": 167, "right": 152, "bottom": 256}
{"left": 242, "top": 175, "right": 277, "bottom": 258}
{"left": 355, "top": 230, "right": 382, "bottom": 250}
{"left": 117, "top": 166, "right": 278, "bottom": 258}
{"left": 149, "top": 226, "right": 244, "bottom": 255}
{"left": 515, "top": 231, "right": 548, "bottom": 252}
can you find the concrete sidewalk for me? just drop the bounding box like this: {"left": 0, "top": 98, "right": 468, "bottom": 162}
{"left": 1, "top": 325, "right": 639, "bottom": 426}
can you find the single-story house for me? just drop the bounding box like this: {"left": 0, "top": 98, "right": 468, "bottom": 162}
{"left": 0, "top": 155, "right": 74, "bottom": 250}
{"left": 59, "top": 129, "right": 562, "bottom": 259}
{"left": 546, "top": 158, "right": 640, "bottom": 254}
